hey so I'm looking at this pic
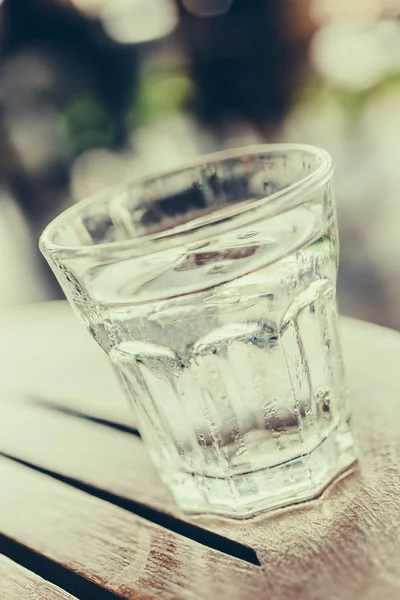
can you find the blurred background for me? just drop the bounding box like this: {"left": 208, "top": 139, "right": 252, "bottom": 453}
{"left": 0, "top": 0, "right": 399, "bottom": 327}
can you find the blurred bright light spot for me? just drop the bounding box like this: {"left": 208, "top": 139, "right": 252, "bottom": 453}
{"left": 9, "top": 109, "right": 64, "bottom": 173}
{"left": 71, "top": 0, "right": 108, "bottom": 16}
{"left": 70, "top": 149, "right": 141, "bottom": 200}
{"left": 131, "top": 116, "right": 205, "bottom": 172}
{"left": 182, "top": 0, "right": 234, "bottom": 17}
{"left": 311, "top": 22, "right": 399, "bottom": 89}
{"left": 374, "top": 19, "right": 400, "bottom": 70}
{"left": 311, "top": 0, "right": 382, "bottom": 24}
{"left": 0, "top": 191, "right": 50, "bottom": 306}
{"left": 362, "top": 87, "right": 400, "bottom": 149}
{"left": 101, "top": 0, "right": 178, "bottom": 44}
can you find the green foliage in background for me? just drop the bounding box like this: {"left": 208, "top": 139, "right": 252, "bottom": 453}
{"left": 60, "top": 57, "right": 193, "bottom": 153}
{"left": 129, "top": 57, "right": 193, "bottom": 128}
{"left": 61, "top": 94, "right": 114, "bottom": 154}
{"left": 299, "top": 70, "right": 400, "bottom": 114}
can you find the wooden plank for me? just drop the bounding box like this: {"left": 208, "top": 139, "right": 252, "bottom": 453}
{"left": 0, "top": 457, "right": 263, "bottom": 600}
{"left": 2, "top": 318, "right": 400, "bottom": 598}
{"left": 0, "top": 399, "right": 171, "bottom": 512}
{"left": 0, "top": 400, "right": 259, "bottom": 566}
{"left": 0, "top": 301, "right": 133, "bottom": 425}
{"left": 0, "top": 554, "right": 77, "bottom": 600}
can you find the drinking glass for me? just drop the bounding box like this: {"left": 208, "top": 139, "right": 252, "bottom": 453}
{"left": 40, "top": 145, "right": 355, "bottom": 517}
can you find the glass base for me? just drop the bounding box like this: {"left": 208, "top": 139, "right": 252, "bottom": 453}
{"left": 163, "top": 425, "right": 356, "bottom": 518}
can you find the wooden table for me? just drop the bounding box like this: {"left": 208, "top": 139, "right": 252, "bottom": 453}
{"left": 1, "top": 302, "right": 400, "bottom": 599}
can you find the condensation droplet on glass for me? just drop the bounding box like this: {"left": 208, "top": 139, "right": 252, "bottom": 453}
{"left": 238, "top": 230, "right": 257, "bottom": 240}
{"left": 207, "top": 263, "right": 229, "bottom": 276}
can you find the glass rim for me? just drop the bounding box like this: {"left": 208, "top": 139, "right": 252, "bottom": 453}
{"left": 39, "top": 143, "right": 333, "bottom": 261}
